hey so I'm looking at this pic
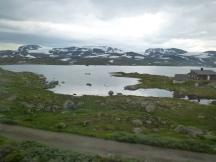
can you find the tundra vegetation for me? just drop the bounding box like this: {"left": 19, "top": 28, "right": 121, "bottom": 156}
{"left": 0, "top": 136, "right": 138, "bottom": 162}
{"left": 0, "top": 68, "right": 216, "bottom": 155}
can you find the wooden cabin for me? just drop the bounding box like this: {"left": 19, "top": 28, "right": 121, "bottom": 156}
{"left": 188, "top": 68, "right": 216, "bottom": 81}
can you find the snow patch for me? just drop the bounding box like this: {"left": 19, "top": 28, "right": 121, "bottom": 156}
{"left": 85, "top": 55, "right": 99, "bottom": 58}
{"left": 28, "top": 46, "right": 52, "bottom": 54}
{"left": 82, "top": 46, "right": 124, "bottom": 54}
{"left": 109, "top": 56, "right": 120, "bottom": 59}
{"left": 134, "top": 56, "right": 145, "bottom": 59}
{"left": 109, "top": 59, "right": 114, "bottom": 63}
{"left": 25, "top": 54, "right": 36, "bottom": 59}
{"left": 97, "top": 54, "right": 110, "bottom": 58}
{"left": 61, "top": 58, "right": 71, "bottom": 61}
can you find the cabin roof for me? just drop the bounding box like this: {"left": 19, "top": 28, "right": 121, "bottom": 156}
{"left": 174, "top": 74, "right": 188, "bottom": 81}
{"left": 190, "top": 69, "right": 216, "bottom": 75}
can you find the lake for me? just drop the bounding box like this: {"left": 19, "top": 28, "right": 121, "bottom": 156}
{"left": 1, "top": 65, "right": 216, "bottom": 104}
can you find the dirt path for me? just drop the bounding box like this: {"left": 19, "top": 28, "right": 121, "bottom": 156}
{"left": 0, "top": 124, "right": 216, "bottom": 162}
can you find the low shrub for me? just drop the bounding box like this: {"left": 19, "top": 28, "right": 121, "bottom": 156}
{"left": 0, "top": 140, "right": 140, "bottom": 162}
{"left": 111, "top": 132, "right": 216, "bottom": 154}
{"left": 0, "top": 118, "right": 18, "bottom": 125}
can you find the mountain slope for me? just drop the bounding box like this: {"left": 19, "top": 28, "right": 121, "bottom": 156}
{"left": 0, "top": 45, "right": 215, "bottom": 66}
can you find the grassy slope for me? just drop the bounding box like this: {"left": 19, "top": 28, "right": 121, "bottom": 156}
{"left": 113, "top": 72, "right": 216, "bottom": 98}
{"left": 0, "top": 68, "right": 216, "bottom": 154}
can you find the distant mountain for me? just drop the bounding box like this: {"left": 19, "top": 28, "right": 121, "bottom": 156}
{"left": 145, "top": 48, "right": 187, "bottom": 56}
{"left": 204, "top": 51, "right": 216, "bottom": 55}
{"left": 18, "top": 45, "right": 41, "bottom": 53}
{"left": 0, "top": 45, "right": 215, "bottom": 66}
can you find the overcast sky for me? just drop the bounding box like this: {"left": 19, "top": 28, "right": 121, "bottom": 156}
{"left": 0, "top": 0, "right": 216, "bottom": 52}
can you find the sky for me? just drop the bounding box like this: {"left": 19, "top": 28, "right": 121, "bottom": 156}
{"left": 0, "top": 0, "right": 216, "bottom": 52}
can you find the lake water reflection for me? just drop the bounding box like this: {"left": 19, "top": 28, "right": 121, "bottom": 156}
{"left": 1, "top": 65, "right": 216, "bottom": 103}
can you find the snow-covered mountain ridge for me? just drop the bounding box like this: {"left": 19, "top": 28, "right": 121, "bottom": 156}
{"left": 0, "top": 45, "right": 215, "bottom": 66}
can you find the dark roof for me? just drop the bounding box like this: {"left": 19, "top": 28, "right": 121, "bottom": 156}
{"left": 174, "top": 74, "right": 188, "bottom": 81}
{"left": 190, "top": 69, "right": 216, "bottom": 75}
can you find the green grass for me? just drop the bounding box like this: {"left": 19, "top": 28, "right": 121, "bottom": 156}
{"left": 0, "top": 68, "right": 216, "bottom": 154}
{"left": 0, "top": 136, "right": 138, "bottom": 162}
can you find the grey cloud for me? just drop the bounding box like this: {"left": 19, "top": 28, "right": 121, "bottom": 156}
{"left": 0, "top": 31, "right": 82, "bottom": 47}
{"left": 1, "top": 0, "right": 213, "bottom": 20}
{"left": 0, "top": 0, "right": 216, "bottom": 51}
